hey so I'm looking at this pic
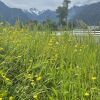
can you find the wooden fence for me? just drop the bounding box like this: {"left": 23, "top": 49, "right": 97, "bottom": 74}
{"left": 72, "top": 30, "right": 100, "bottom": 35}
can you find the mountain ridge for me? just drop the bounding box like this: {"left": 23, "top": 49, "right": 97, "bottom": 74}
{"left": 0, "top": 1, "right": 100, "bottom": 25}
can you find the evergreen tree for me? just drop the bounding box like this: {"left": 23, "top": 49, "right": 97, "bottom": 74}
{"left": 56, "top": 0, "right": 70, "bottom": 27}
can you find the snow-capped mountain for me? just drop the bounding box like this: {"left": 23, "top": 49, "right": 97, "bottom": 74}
{"left": 0, "top": 0, "right": 56, "bottom": 23}
{"left": 0, "top": 0, "right": 100, "bottom": 25}
{"left": 28, "top": 8, "right": 45, "bottom": 15}
{"left": 23, "top": 8, "right": 57, "bottom": 21}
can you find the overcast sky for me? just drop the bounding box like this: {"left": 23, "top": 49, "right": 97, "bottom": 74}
{"left": 0, "top": 0, "right": 100, "bottom": 10}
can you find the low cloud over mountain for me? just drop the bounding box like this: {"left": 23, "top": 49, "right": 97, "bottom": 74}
{"left": 1, "top": 0, "right": 100, "bottom": 10}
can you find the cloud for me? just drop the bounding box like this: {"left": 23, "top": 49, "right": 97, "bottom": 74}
{"left": 71, "top": 0, "right": 100, "bottom": 6}
{"left": 0, "top": 0, "right": 100, "bottom": 10}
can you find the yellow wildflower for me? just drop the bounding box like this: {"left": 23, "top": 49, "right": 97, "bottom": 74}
{"left": 48, "top": 43, "right": 53, "bottom": 46}
{"left": 5, "top": 77, "right": 10, "bottom": 81}
{"left": 49, "top": 39, "right": 53, "bottom": 43}
{"left": 0, "top": 98, "right": 2, "bottom": 100}
{"left": 80, "top": 49, "right": 82, "bottom": 52}
{"left": 29, "top": 60, "right": 33, "bottom": 63}
{"left": 48, "top": 39, "right": 53, "bottom": 46}
{"left": 91, "top": 76, "right": 96, "bottom": 80}
{"left": 27, "top": 74, "right": 32, "bottom": 79}
{"left": 55, "top": 54, "right": 58, "bottom": 58}
{"left": 56, "top": 42, "right": 59, "bottom": 45}
{"left": 33, "top": 95, "right": 38, "bottom": 99}
{"left": 76, "top": 65, "right": 79, "bottom": 68}
{"left": 0, "top": 47, "right": 4, "bottom": 51}
{"left": 74, "top": 49, "right": 77, "bottom": 52}
{"left": 2, "top": 75, "right": 10, "bottom": 81}
{"left": 9, "top": 96, "right": 13, "bottom": 100}
{"left": 36, "top": 76, "right": 42, "bottom": 81}
{"left": 31, "top": 80, "right": 35, "bottom": 85}
{"left": 85, "top": 92, "right": 89, "bottom": 96}
{"left": 75, "top": 44, "right": 78, "bottom": 48}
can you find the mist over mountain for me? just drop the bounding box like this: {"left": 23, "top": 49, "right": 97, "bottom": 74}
{"left": 0, "top": 1, "right": 100, "bottom": 25}
{"left": 69, "top": 2, "right": 100, "bottom": 25}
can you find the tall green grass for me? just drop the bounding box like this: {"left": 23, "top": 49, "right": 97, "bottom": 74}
{"left": 0, "top": 26, "right": 100, "bottom": 100}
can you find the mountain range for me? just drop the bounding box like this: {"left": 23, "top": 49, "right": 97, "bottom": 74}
{"left": 0, "top": 1, "right": 100, "bottom": 25}
{"left": 69, "top": 3, "right": 100, "bottom": 25}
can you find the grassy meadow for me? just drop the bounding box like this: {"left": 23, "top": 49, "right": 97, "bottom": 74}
{"left": 0, "top": 25, "right": 100, "bottom": 100}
